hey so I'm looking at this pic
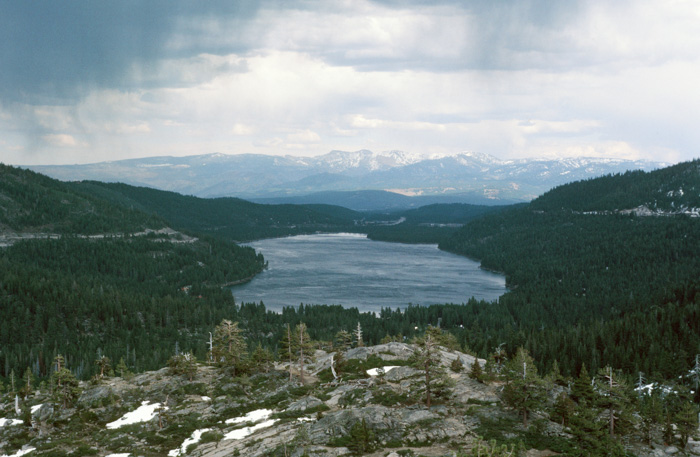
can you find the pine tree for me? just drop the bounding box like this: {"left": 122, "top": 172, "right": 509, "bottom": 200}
{"left": 334, "top": 330, "right": 353, "bottom": 350}
{"left": 547, "top": 359, "right": 566, "bottom": 386}
{"left": 552, "top": 392, "right": 576, "bottom": 426}
{"left": 410, "top": 332, "right": 452, "bottom": 407}
{"left": 594, "top": 366, "right": 633, "bottom": 438}
{"left": 95, "top": 356, "right": 111, "bottom": 379}
{"left": 250, "top": 343, "right": 274, "bottom": 373}
{"left": 639, "top": 390, "right": 663, "bottom": 446}
{"left": 211, "top": 319, "right": 247, "bottom": 375}
{"left": 425, "top": 325, "right": 460, "bottom": 350}
{"left": 500, "top": 347, "right": 546, "bottom": 427}
{"left": 279, "top": 322, "right": 315, "bottom": 383}
{"left": 19, "top": 367, "right": 34, "bottom": 399}
{"left": 116, "top": 357, "right": 132, "bottom": 380}
{"left": 50, "top": 356, "right": 81, "bottom": 409}
{"left": 570, "top": 364, "right": 596, "bottom": 405}
{"left": 168, "top": 352, "right": 198, "bottom": 381}
{"left": 469, "top": 359, "right": 484, "bottom": 383}
{"left": 347, "top": 418, "right": 375, "bottom": 456}
{"left": 280, "top": 323, "right": 295, "bottom": 381}
{"left": 568, "top": 402, "right": 613, "bottom": 457}
{"left": 293, "top": 323, "right": 315, "bottom": 384}
{"left": 675, "top": 402, "right": 699, "bottom": 449}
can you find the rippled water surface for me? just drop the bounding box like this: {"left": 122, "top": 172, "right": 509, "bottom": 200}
{"left": 232, "top": 233, "right": 506, "bottom": 313}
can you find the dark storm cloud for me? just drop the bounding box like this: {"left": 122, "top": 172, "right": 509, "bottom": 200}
{"left": 0, "top": 1, "right": 261, "bottom": 104}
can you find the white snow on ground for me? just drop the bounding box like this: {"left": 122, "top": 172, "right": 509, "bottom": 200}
{"left": 223, "top": 420, "right": 277, "bottom": 440}
{"left": 105, "top": 454, "right": 131, "bottom": 457}
{"left": 0, "top": 447, "right": 35, "bottom": 457}
{"left": 201, "top": 396, "right": 211, "bottom": 402}
{"left": 30, "top": 404, "right": 43, "bottom": 414}
{"left": 223, "top": 409, "right": 277, "bottom": 441}
{"left": 168, "top": 428, "right": 211, "bottom": 456}
{"left": 224, "top": 409, "right": 274, "bottom": 425}
{"left": 366, "top": 366, "right": 399, "bottom": 376}
{"left": 0, "top": 418, "right": 24, "bottom": 427}
{"left": 106, "top": 401, "right": 166, "bottom": 429}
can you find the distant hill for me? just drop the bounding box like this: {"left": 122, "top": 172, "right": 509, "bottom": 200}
{"left": 251, "top": 190, "right": 515, "bottom": 212}
{"left": 26, "top": 150, "right": 665, "bottom": 203}
{"left": 0, "top": 163, "right": 164, "bottom": 235}
{"left": 69, "top": 181, "right": 363, "bottom": 242}
{"left": 530, "top": 159, "right": 700, "bottom": 214}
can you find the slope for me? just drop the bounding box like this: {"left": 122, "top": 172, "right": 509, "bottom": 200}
{"left": 0, "top": 165, "right": 266, "bottom": 380}
{"left": 69, "top": 181, "right": 362, "bottom": 241}
{"left": 530, "top": 159, "right": 700, "bottom": 213}
{"left": 440, "top": 159, "right": 700, "bottom": 378}
{"left": 0, "top": 163, "right": 165, "bottom": 235}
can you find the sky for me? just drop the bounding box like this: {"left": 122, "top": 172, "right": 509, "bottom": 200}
{"left": 1, "top": 0, "right": 699, "bottom": 166}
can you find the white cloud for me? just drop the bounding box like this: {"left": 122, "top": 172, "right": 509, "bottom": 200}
{"left": 287, "top": 130, "right": 321, "bottom": 143}
{"left": 42, "top": 134, "right": 79, "bottom": 147}
{"left": 103, "top": 122, "right": 151, "bottom": 134}
{"left": 231, "top": 123, "right": 254, "bottom": 135}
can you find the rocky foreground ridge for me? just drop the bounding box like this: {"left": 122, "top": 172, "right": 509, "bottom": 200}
{"left": 1, "top": 343, "right": 697, "bottom": 457}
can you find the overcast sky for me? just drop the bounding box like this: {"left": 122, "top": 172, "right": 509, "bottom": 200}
{"left": 1, "top": 0, "right": 699, "bottom": 166}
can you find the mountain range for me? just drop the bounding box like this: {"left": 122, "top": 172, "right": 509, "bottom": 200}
{"left": 26, "top": 150, "right": 665, "bottom": 205}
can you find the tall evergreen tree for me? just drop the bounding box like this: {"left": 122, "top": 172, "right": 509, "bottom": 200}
{"left": 639, "top": 390, "right": 663, "bottom": 446}
{"left": 594, "top": 366, "right": 634, "bottom": 438}
{"left": 675, "top": 402, "right": 699, "bottom": 449}
{"left": 95, "top": 356, "right": 111, "bottom": 379}
{"left": 50, "top": 355, "right": 81, "bottom": 409}
{"left": 293, "top": 323, "right": 315, "bottom": 384}
{"left": 410, "top": 332, "right": 451, "bottom": 408}
{"left": 211, "top": 319, "right": 247, "bottom": 375}
{"left": 500, "top": 347, "right": 546, "bottom": 427}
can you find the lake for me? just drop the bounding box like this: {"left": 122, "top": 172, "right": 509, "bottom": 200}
{"left": 231, "top": 233, "right": 506, "bottom": 313}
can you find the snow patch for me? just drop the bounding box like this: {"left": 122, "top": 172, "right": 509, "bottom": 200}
{"left": 201, "top": 396, "right": 211, "bottom": 402}
{"left": 225, "top": 409, "right": 274, "bottom": 425}
{"left": 168, "top": 428, "right": 211, "bottom": 456}
{"left": 0, "top": 447, "right": 35, "bottom": 457}
{"left": 224, "top": 420, "right": 277, "bottom": 440}
{"left": 366, "top": 366, "right": 399, "bottom": 376}
{"left": 30, "top": 404, "right": 43, "bottom": 414}
{"left": 0, "top": 418, "right": 24, "bottom": 427}
{"left": 223, "top": 409, "right": 277, "bottom": 441}
{"left": 106, "top": 401, "right": 166, "bottom": 429}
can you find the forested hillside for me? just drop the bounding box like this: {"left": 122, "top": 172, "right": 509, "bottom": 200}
{"left": 70, "top": 180, "right": 503, "bottom": 244}
{"left": 365, "top": 203, "right": 513, "bottom": 243}
{"left": 530, "top": 159, "right": 700, "bottom": 213}
{"left": 0, "top": 165, "right": 266, "bottom": 379}
{"left": 69, "top": 181, "right": 361, "bottom": 241}
{"left": 0, "top": 164, "right": 164, "bottom": 234}
{"left": 441, "top": 159, "right": 700, "bottom": 378}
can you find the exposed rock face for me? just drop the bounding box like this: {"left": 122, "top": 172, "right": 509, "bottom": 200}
{"left": 0, "top": 342, "right": 666, "bottom": 457}
{"left": 287, "top": 396, "right": 324, "bottom": 412}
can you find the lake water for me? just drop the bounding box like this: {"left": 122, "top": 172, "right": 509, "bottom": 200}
{"left": 231, "top": 233, "right": 506, "bottom": 313}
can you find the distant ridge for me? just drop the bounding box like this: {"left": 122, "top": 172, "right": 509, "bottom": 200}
{"left": 26, "top": 150, "right": 664, "bottom": 203}
{"left": 250, "top": 189, "right": 517, "bottom": 212}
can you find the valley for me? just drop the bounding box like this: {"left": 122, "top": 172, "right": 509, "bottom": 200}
{"left": 0, "top": 159, "right": 699, "bottom": 457}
